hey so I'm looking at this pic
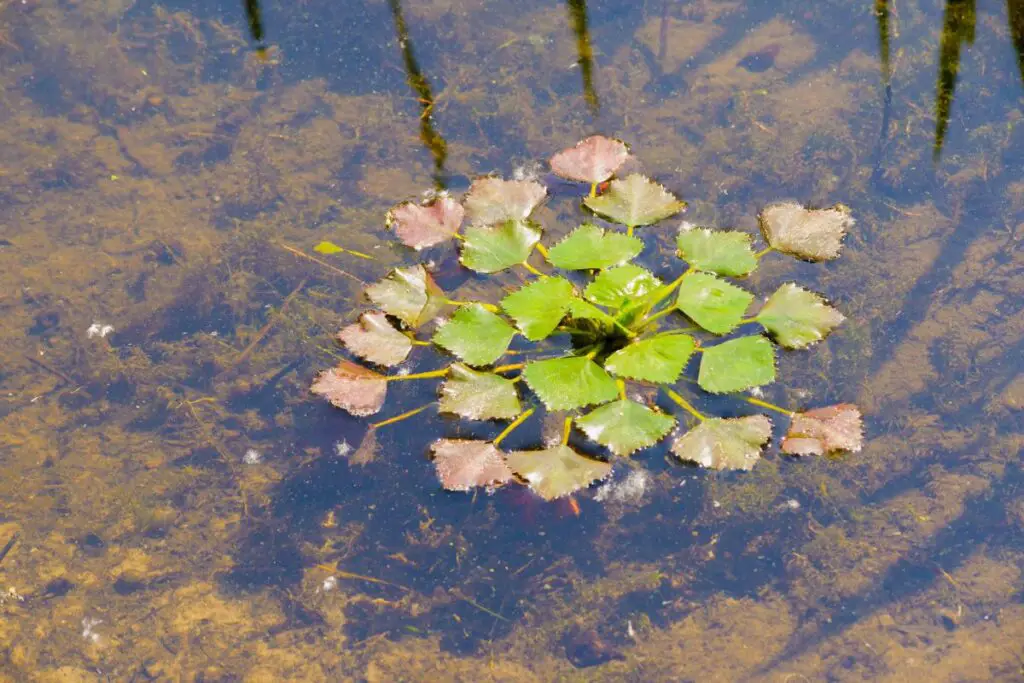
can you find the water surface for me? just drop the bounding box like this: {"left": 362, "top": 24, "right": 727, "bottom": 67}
{"left": 0, "top": 0, "right": 1022, "bottom": 680}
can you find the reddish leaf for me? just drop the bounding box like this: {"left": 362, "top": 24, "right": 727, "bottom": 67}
{"left": 337, "top": 311, "right": 412, "bottom": 367}
{"left": 310, "top": 360, "right": 387, "bottom": 416}
{"left": 387, "top": 195, "right": 465, "bottom": 250}
{"left": 549, "top": 135, "right": 630, "bottom": 184}
{"left": 430, "top": 439, "right": 513, "bottom": 492}
{"left": 782, "top": 404, "right": 864, "bottom": 455}
{"left": 463, "top": 177, "right": 547, "bottom": 225}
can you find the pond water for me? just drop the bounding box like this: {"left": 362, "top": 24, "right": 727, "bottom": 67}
{"left": 1, "top": 0, "right": 1022, "bottom": 680}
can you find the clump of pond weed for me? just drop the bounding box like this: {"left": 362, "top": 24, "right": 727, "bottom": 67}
{"left": 312, "top": 136, "right": 864, "bottom": 501}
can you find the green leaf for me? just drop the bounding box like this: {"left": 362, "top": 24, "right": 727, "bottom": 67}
{"left": 337, "top": 311, "right": 413, "bottom": 367}
{"left": 583, "top": 173, "right": 685, "bottom": 228}
{"left": 523, "top": 356, "right": 619, "bottom": 410}
{"left": 576, "top": 399, "right": 676, "bottom": 456}
{"left": 604, "top": 333, "right": 696, "bottom": 383}
{"left": 567, "top": 298, "right": 618, "bottom": 326}
{"left": 759, "top": 202, "right": 853, "bottom": 261}
{"left": 584, "top": 265, "right": 663, "bottom": 308}
{"left": 676, "top": 227, "right": 757, "bottom": 277}
{"left": 460, "top": 219, "right": 541, "bottom": 273}
{"left": 313, "top": 240, "right": 346, "bottom": 255}
{"left": 438, "top": 364, "right": 521, "bottom": 420}
{"left": 432, "top": 304, "right": 516, "bottom": 366}
{"left": 755, "top": 283, "right": 845, "bottom": 349}
{"left": 365, "top": 265, "right": 446, "bottom": 328}
{"left": 670, "top": 415, "right": 773, "bottom": 471}
{"left": 501, "top": 277, "right": 575, "bottom": 341}
{"left": 675, "top": 271, "right": 753, "bottom": 334}
{"left": 505, "top": 445, "right": 612, "bottom": 500}
{"left": 546, "top": 224, "right": 643, "bottom": 270}
{"left": 698, "top": 336, "right": 776, "bottom": 393}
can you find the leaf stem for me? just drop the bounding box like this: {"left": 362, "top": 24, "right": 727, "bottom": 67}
{"left": 385, "top": 368, "right": 450, "bottom": 381}
{"left": 627, "top": 225, "right": 635, "bottom": 237}
{"left": 663, "top": 388, "right": 706, "bottom": 421}
{"left": 492, "top": 363, "right": 525, "bottom": 373}
{"left": 492, "top": 408, "right": 536, "bottom": 447}
{"left": 562, "top": 417, "right": 573, "bottom": 445}
{"left": 754, "top": 247, "right": 773, "bottom": 259}
{"left": 617, "top": 379, "right": 627, "bottom": 401}
{"left": 370, "top": 401, "right": 436, "bottom": 428}
{"left": 643, "top": 306, "right": 676, "bottom": 326}
{"left": 403, "top": 332, "right": 432, "bottom": 346}
{"left": 521, "top": 261, "right": 544, "bottom": 277}
{"left": 589, "top": 182, "right": 597, "bottom": 198}
{"left": 534, "top": 242, "right": 550, "bottom": 259}
{"left": 444, "top": 299, "right": 499, "bottom": 312}
{"left": 635, "top": 268, "right": 690, "bottom": 318}
{"left": 744, "top": 396, "right": 794, "bottom": 417}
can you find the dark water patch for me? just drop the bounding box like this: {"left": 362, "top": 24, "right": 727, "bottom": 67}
{"left": 220, "top": 522, "right": 305, "bottom": 591}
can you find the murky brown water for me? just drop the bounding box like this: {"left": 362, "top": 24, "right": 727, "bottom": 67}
{"left": 1, "top": 0, "right": 1022, "bottom": 680}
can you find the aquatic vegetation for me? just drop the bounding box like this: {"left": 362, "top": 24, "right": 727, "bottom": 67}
{"left": 312, "top": 136, "right": 863, "bottom": 500}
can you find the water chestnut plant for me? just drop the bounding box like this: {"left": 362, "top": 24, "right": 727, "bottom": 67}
{"left": 312, "top": 136, "right": 864, "bottom": 501}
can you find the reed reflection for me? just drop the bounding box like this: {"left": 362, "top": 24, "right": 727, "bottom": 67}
{"left": 388, "top": 0, "right": 449, "bottom": 190}
{"left": 567, "top": 0, "right": 600, "bottom": 116}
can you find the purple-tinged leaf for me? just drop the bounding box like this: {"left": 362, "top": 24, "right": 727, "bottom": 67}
{"left": 311, "top": 360, "right": 387, "bottom": 416}
{"left": 782, "top": 404, "right": 863, "bottom": 455}
{"left": 463, "top": 177, "right": 547, "bottom": 225}
{"left": 337, "top": 311, "right": 412, "bottom": 367}
{"left": 431, "top": 439, "right": 513, "bottom": 492}
{"left": 387, "top": 195, "right": 464, "bottom": 250}
{"left": 550, "top": 135, "right": 629, "bottom": 184}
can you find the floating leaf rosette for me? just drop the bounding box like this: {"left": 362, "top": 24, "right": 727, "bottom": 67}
{"left": 311, "top": 136, "right": 863, "bottom": 500}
